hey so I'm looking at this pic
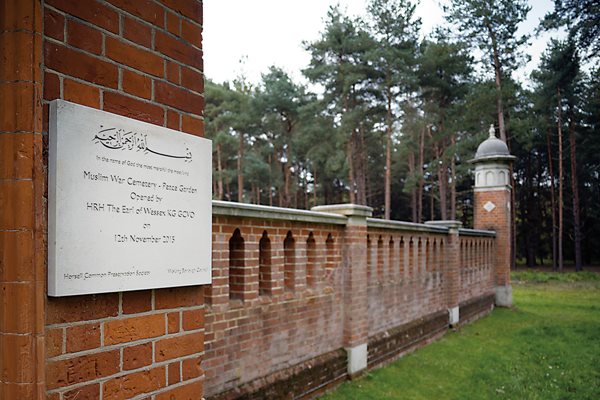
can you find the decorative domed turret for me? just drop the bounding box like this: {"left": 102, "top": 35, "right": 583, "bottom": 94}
{"left": 473, "top": 125, "right": 513, "bottom": 161}
{"left": 470, "top": 124, "right": 515, "bottom": 188}
{"left": 470, "top": 125, "right": 516, "bottom": 307}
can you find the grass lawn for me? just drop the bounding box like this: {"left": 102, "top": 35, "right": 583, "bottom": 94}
{"left": 320, "top": 272, "right": 600, "bottom": 400}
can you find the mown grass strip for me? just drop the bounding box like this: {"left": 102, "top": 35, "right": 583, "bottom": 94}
{"left": 320, "top": 274, "right": 600, "bottom": 400}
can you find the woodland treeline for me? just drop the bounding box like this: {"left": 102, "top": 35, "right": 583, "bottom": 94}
{"left": 204, "top": 0, "right": 600, "bottom": 268}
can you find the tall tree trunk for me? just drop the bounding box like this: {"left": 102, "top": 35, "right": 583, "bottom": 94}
{"left": 268, "top": 153, "right": 273, "bottom": 207}
{"left": 568, "top": 108, "right": 583, "bottom": 271}
{"left": 450, "top": 134, "right": 457, "bottom": 220}
{"left": 417, "top": 127, "right": 425, "bottom": 222}
{"left": 313, "top": 166, "right": 318, "bottom": 207}
{"left": 524, "top": 153, "right": 536, "bottom": 268}
{"left": 384, "top": 87, "right": 393, "bottom": 219}
{"left": 437, "top": 163, "right": 448, "bottom": 220}
{"left": 557, "top": 88, "right": 564, "bottom": 272}
{"left": 347, "top": 140, "right": 356, "bottom": 204}
{"left": 408, "top": 152, "right": 417, "bottom": 222}
{"left": 284, "top": 143, "right": 292, "bottom": 208}
{"left": 485, "top": 22, "right": 507, "bottom": 142}
{"left": 355, "top": 127, "right": 367, "bottom": 205}
{"left": 216, "top": 143, "right": 224, "bottom": 200}
{"left": 430, "top": 182, "right": 435, "bottom": 221}
{"left": 237, "top": 132, "right": 244, "bottom": 203}
{"left": 536, "top": 153, "right": 544, "bottom": 265}
{"left": 546, "top": 129, "right": 557, "bottom": 270}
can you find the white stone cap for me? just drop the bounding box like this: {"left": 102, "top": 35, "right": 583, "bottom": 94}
{"left": 213, "top": 200, "right": 347, "bottom": 225}
{"left": 312, "top": 204, "right": 373, "bottom": 218}
{"left": 425, "top": 220, "right": 463, "bottom": 230}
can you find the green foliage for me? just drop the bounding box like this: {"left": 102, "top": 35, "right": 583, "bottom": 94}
{"left": 203, "top": 0, "right": 599, "bottom": 263}
{"left": 444, "top": 0, "right": 531, "bottom": 74}
{"left": 320, "top": 278, "right": 600, "bottom": 399}
{"left": 541, "top": 0, "right": 600, "bottom": 60}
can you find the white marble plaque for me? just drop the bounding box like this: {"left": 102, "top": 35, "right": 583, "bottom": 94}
{"left": 48, "top": 100, "right": 212, "bottom": 296}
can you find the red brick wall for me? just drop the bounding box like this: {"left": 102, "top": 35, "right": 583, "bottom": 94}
{"left": 1, "top": 1, "right": 46, "bottom": 398}
{"left": 42, "top": 0, "right": 204, "bottom": 135}
{"left": 366, "top": 231, "right": 448, "bottom": 336}
{"left": 204, "top": 216, "right": 345, "bottom": 397}
{"left": 474, "top": 189, "right": 512, "bottom": 287}
{"left": 41, "top": 1, "right": 206, "bottom": 399}
{"left": 458, "top": 237, "right": 495, "bottom": 303}
{"left": 203, "top": 213, "right": 497, "bottom": 398}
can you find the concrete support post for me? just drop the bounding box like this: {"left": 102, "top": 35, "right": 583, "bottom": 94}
{"left": 312, "top": 204, "right": 372, "bottom": 376}
{"left": 426, "top": 221, "right": 462, "bottom": 326}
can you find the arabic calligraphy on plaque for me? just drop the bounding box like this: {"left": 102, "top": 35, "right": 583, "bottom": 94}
{"left": 93, "top": 126, "right": 193, "bottom": 162}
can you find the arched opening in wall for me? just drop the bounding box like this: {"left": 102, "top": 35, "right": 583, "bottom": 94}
{"left": 367, "top": 235, "right": 372, "bottom": 284}
{"left": 399, "top": 237, "right": 405, "bottom": 278}
{"left": 259, "top": 231, "right": 272, "bottom": 296}
{"left": 377, "top": 236, "right": 384, "bottom": 282}
{"left": 408, "top": 238, "right": 414, "bottom": 278}
{"left": 306, "top": 232, "right": 317, "bottom": 288}
{"left": 439, "top": 240, "right": 445, "bottom": 272}
{"left": 478, "top": 240, "right": 483, "bottom": 281}
{"left": 229, "top": 229, "right": 245, "bottom": 300}
{"left": 284, "top": 231, "right": 296, "bottom": 292}
{"left": 486, "top": 170, "right": 494, "bottom": 186}
{"left": 325, "top": 233, "right": 335, "bottom": 285}
{"left": 499, "top": 170, "right": 507, "bottom": 185}
{"left": 417, "top": 238, "right": 423, "bottom": 276}
{"left": 487, "top": 240, "right": 493, "bottom": 270}
{"left": 470, "top": 241, "right": 475, "bottom": 270}
{"left": 388, "top": 237, "right": 395, "bottom": 281}
{"left": 425, "top": 238, "right": 430, "bottom": 273}
{"left": 432, "top": 239, "right": 437, "bottom": 273}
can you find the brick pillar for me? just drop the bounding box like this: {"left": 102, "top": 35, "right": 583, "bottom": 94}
{"left": 426, "top": 221, "right": 461, "bottom": 326}
{"left": 0, "top": 1, "right": 46, "bottom": 398}
{"left": 471, "top": 126, "right": 516, "bottom": 307}
{"left": 312, "top": 204, "right": 372, "bottom": 376}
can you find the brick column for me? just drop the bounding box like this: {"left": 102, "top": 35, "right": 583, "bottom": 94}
{"left": 474, "top": 185, "right": 512, "bottom": 306}
{"left": 426, "top": 221, "right": 461, "bottom": 326}
{"left": 470, "top": 126, "right": 516, "bottom": 307}
{"left": 0, "top": 1, "right": 46, "bottom": 398}
{"left": 312, "top": 204, "right": 372, "bottom": 376}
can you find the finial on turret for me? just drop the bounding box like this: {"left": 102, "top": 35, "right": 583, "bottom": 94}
{"left": 489, "top": 124, "right": 495, "bottom": 138}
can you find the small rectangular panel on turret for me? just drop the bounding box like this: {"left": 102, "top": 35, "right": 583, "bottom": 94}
{"left": 48, "top": 100, "right": 212, "bottom": 296}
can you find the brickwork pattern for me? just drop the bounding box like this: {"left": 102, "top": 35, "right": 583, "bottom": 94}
{"left": 207, "top": 350, "right": 347, "bottom": 400}
{"left": 365, "top": 230, "right": 448, "bottom": 336}
{"left": 205, "top": 214, "right": 496, "bottom": 398}
{"left": 39, "top": 1, "right": 206, "bottom": 398}
{"left": 204, "top": 216, "right": 345, "bottom": 397}
{"left": 458, "top": 293, "right": 495, "bottom": 326}
{"left": 474, "top": 190, "right": 512, "bottom": 287}
{"left": 42, "top": 0, "right": 204, "bottom": 136}
{"left": 458, "top": 237, "right": 495, "bottom": 303}
{"left": 367, "top": 310, "right": 448, "bottom": 368}
{"left": 0, "top": 1, "right": 46, "bottom": 398}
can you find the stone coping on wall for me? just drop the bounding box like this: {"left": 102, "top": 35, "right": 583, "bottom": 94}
{"left": 366, "top": 218, "right": 450, "bottom": 233}
{"left": 212, "top": 201, "right": 497, "bottom": 237}
{"left": 212, "top": 200, "right": 348, "bottom": 225}
{"left": 458, "top": 228, "right": 496, "bottom": 237}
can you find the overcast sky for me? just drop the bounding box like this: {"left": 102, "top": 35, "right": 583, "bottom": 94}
{"left": 203, "top": 0, "right": 559, "bottom": 87}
